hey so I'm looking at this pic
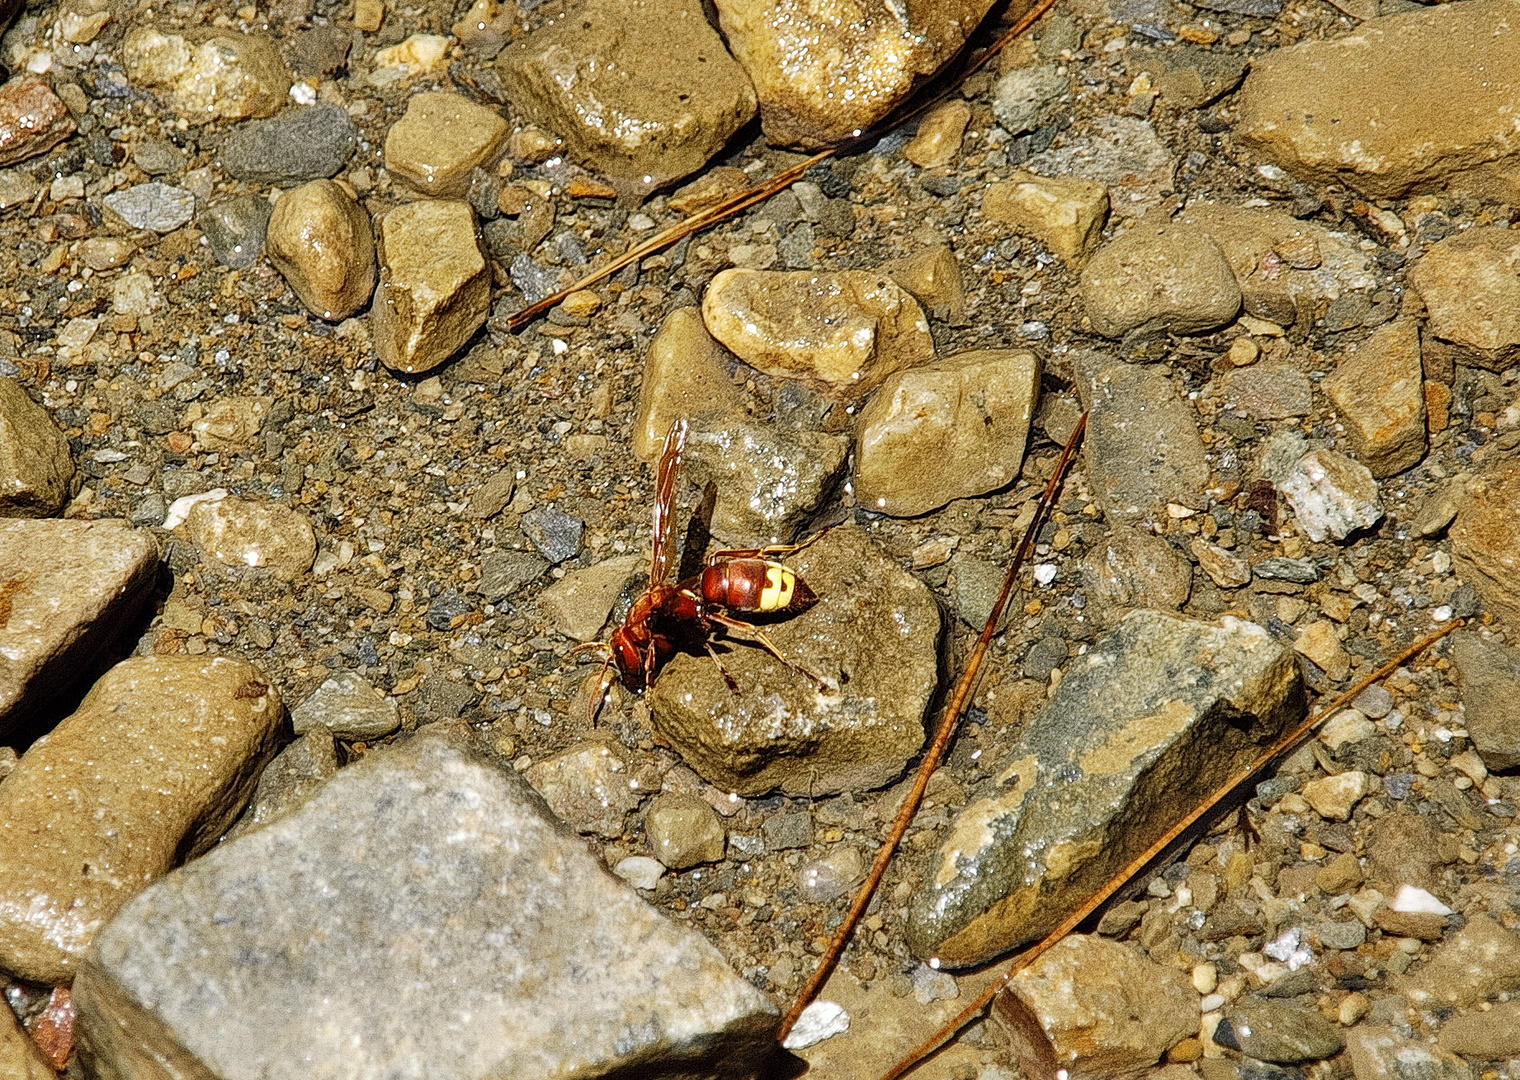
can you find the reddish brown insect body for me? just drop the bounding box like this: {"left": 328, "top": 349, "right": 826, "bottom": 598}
{"left": 586, "top": 420, "right": 824, "bottom": 715}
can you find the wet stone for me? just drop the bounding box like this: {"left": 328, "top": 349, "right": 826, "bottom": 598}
{"left": 1280, "top": 450, "right": 1382, "bottom": 543}
{"left": 291, "top": 672, "right": 400, "bottom": 740}
{"left": 524, "top": 739, "right": 648, "bottom": 838}
{"left": 267, "top": 179, "right": 376, "bottom": 322}
{"left": 0, "top": 519, "right": 158, "bottom": 740}
{"left": 102, "top": 181, "right": 195, "bottom": 233}
{"left": 0, "top": 655, "right": 281, "bottom": 983}
{"left": 219, "top": 104, "right": 358, "bottom": 184}
{"left": 121, "top": 27, "right": 292, "bottom": 125}
{"left": 645, "top": 792, "right": 726, "bottom": 869}
{"left": 854, "top": 349, "right": 1040, "bottom": 518}
{"left": 0, "top": 377, "right": 76, "bottom": 517}
{"left": 499, "top": 0, "right": 755, "bottom": 185}
{"left": 1408, "top": 227, "right": 1520, "bottom": 372}
{"left": 634, "top": 306, "right": 745, "bottom": 462}
{"left": 993, "top": 936, "right": 1198, "bottom": 1076}
{"left": 1081, "top": 222, "right": 1241, "bottom": 338}
{"left": 372, "top": 199, "right": 490, "bottom": 373}
{"left": 1347, "top": 1027, "right": 1471, "bottom": 1080}
{"left": 702, "top": 268, "right": 934, "bottom": 397}
{"left": 184, "top": 495, "right": 317, "bottom": 575}
{"left": 1076, "top": 354, "right": 1210, "bottom": 526}
{"left": 982, "top": 171, "right": 1109, "bottom": 267}
{"left": 648, "top": 526, "right": 940, "bottom": 797}
{"left": 1449, "top": 631, "right": 1520, "bottom": 770}
{"left": 0, "top": 76, "right": 77, "bottom": 167}
{"left": 520, "top": 505, "right": 584, "bottom": 564}
{"left": 382, "top": 91, "right": 508, "bottom": 197}
{"left": 198, "top": 193, "right": 271, "bottom": 269}
{"left": 74, "top": 727, "right": 779, "bottom": 1079}
{"left": 715, "top": 0, "right": 994, "bottom": 148}
{"left": 683, "top": 419, "right": 849, "bottom": 545}
{"left": 1323, "top": 319, "right": 1426, "bottom": 477}
{"left": 907, "top": 611, "right": 1304, "bottom": 968}
{"left": 1214, "top": 1000, "right": 1344, "bottom": 1063}
{"left": 1236, "top": 1, "right": 1520, "bottom": 201}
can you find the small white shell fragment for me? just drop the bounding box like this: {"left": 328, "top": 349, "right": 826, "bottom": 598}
{"left": 162, "top": 487, "right": 228, "bottom": 529}
{"left": 612, "top": 855, "right": 664, "bottom": 891}
{"left": 782, "top": 1000, "right": 850, "bottom": 1050}
{"left": 1389, "top": 884, "right": 1452, "bottom": 915}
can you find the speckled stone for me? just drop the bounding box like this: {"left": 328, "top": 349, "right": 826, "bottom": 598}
{"left": 372, "top": 199, "right": 490, "bottom": 373}
{"left": 0, "top": 377, "right": 75, "bottom": 517}
{"left": 121, "top": 27, "right": 291, "bottom": 125}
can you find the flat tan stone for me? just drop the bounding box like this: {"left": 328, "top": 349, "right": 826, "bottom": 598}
{"left": 983, "top": 171, "right": 1109, "bottom": 266}
{"left": 184, "top": 495, "right": 317, "bottom": 575}
{"left": 633, "top": 307, "right": 744, "bottom": 462}
{"left": 497, "top": 0, "right": 755, "bottom": 186}
{"left": 0, "top": 655, "right": 281, "bottom": 982}
{"left": 715, "top": 0, "right": 995, "bottom": 148}
{"left": 1080, "top": 223, "right": 1240, "bottom": 338}
{"left": 1408, "top": 227, "right": 1520, "bottom": 372}
{"left": 855, "top": 349, "right": 1040, "bottom": 517}
{"left": 1323, "top": 319, "right": 1426, "bottom": 477}
{"left": 0, "top": 377, "right": 75, "bottom": 517}
{"left": 879, "top": 244, "right": 965, "bottom": 323}
{"left": 266, "top": 179, "right": 377, "bottom": 322}
{"left": 382, "top": 91, "right": 508, "bottom": 197}
{"left": 1452, "top": 462, "right": 1520, "bottom": 626}
{"left": 0, "top": 518, "right": 158, "bottom": 741}
{"left": 372, "top": 199, "right": 490, "bottom": 373}
{"left": 0, "top": 1000, "right": 55, "bottom": 1080}
{"left": 1236, "top": 1, "right": 1520, "bottom": 200}
{"left": 902, "top": 100, "right": 969, "bottom": 169}
{"left": 0, "top": 76, "right": 77, "bottom": 168}
{"left": 701, "top": 267, "right": 933, "bottom": 397}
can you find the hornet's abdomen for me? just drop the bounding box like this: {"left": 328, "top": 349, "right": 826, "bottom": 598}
{"left": 700, "top": 559, "right": 817, "bottom": 614}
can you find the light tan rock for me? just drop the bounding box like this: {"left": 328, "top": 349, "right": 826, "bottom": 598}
{"left": 1323, "top": 319, "right": 1426, "bottom": 477}
{"left": 382, "top": 91, "right": 508, "bottom": 197}
{"left": 537, "top": 553, "right": 642, "bottom": 642}
{"left": 185, "top": 495, "right": 317, "bottom": 574}
{"left": 190, "top": 395, "right": 271, "bottom": 452}
{"left": 266, "top": 179, "right": 377, "bottom": 322}
{"left": 372, "top": 199, "right": 490, "bottom": 373}
{"left": 1236, "top": 1, "right": 1520, "bottom": 201}
{"left": 1408, "top": 227, "right": 1520, "bottom": 373}
{"left": 121, "top": 27, "right": 291, "bottom": 125}
{"left": 0, "top": 1000, "right": 55, "bottom": 1080}
{"left": 715, "top": 0, "right": 995, "bottom": 148}
{"left": 0, "top": 655, "right": 281, "bottom": 982}
{"left": 644, "top": 792, "right": 726, "bottom": 869}
{"left": 993, "top": 935, "right": 1198, "bottom": 1077}
{"left": 634, "top": 307, "right": 745, "bottom": 462}
{"left": 497, "top": 0, "right": 755, "bottom": 186}
{"left": 879, "top": 244, "right": 965, "bottom": 323}
{"left": 0, "top": 377, "right": 75, "bottom": 516}
{"left": 855, "top": 350, "right": 1038, "bottom": 518}
{"left": 1302, "top": 769, "right": 1367, "bottom": 821}
{"left": 701, "top": 267, "right": 933, "bottom": 397}
{"left": 1191, "top": 537, "right": 1251, "bottom": 589}
{"left": 902, "top": 100, "right": 970, "bottom": 169}
{"left": 1080, "top": 223, "right": 1241, "bottom": 338}
{"left": 1452, "top": 462, "right": 1520, "bottom": 626}
{"left": 983, "top": 171, "right": 1109, "bottom": 266}
{"left": 0, "top": 76, "right": 77, "bottom": 167}
{"left": 0, "top": 519, "right": 158, "bottom": 741}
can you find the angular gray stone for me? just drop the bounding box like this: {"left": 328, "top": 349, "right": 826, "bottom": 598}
{"left": 290, "top": 671, "right": 400, "bottom": 739}
{"left": 1075, "top": 354, "right": 1210, "bottom": 525}
{"left": 227, "top": 728, "right": 339, "bottom": 838}
{"left": 74, "top": 726, "right": 779, "bottom": 1079}
{"left": 907, "top": 611, "right": 1304, "bottom": 968}
{"left": 0, "top": 518, "right": 158, "bottom": 740}
{"left": 0, "top": 376, "right": 75, "bottom": 517}
{"left": 683, "top": 419, "right": 850, "bottom": 547}
{"left": 1280, "top": 449, "right": 1383, "bottom": 543}
{"left": 1403, "top": 914, "right": 1520, "bottom": 1009}
{"left": 102, "top": 181, "right": 195, "bottom": 233}
{"left": 649, "top": 526, "right": 940, "bottom": 797}
{"left": 198, "top": 193, "right": 272, "bottom": 270}
{"left": 219, "top": 104, "right": 358, "bottom": 183}
{"left": 991, "top": 65, "right": 1069, "bottom": 135}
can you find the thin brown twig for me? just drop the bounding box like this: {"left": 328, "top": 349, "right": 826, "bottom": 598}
{"left": 505, "top": 0, "right": 1063, "bottom": 333}
{"left": 876, "top": 617, "right": 1464, "bottom": 1080}
{"left": 777, "top": 414, "right": 1088, "bottom": 1042}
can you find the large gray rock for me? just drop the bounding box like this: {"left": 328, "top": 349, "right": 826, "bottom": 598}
{"left": 75, "top": 725, "right": 780, "bottom": 1080}
{"left": 1075, "top": 354, "right": 1210, "bottom": 526}
{"left": 649, "top": 526, "right": 940, "bottom": 796}
{"left": 0, "top": 518, "right": 158, "bottom": 740}
{"left": 906, "top": 611, "right": 1304, "bottom": 968}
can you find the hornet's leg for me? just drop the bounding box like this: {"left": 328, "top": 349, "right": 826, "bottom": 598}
{"left": 707, "top": 611, "right": 832, "bottom": 692}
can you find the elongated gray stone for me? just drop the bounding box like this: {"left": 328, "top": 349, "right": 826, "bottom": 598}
{"left": 75, "top": 724, "right": 779, "bottom": 1080}
{"left": 0, "top": 518, "right": 158, "bottom": 740}
{"left": 906, "top": 611, "right": 1304, "bottom": 968}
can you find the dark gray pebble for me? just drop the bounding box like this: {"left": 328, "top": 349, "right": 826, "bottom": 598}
{"left": 220, "top": 105, "right": 359, "bottom": 184}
